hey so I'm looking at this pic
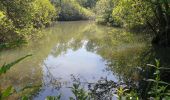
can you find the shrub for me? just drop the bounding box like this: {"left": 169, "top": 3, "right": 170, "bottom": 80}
{"left": 95, "top": 0, "right": 115, "bottom": 26}
{"left": 0, "top": 11, "right": 20, "bottom": 43}
{"left": 0, "top": 0, "right": 57, "bottom": 47}
{"left": 56, "top": 0, "right": 94, "bottom": 21}
{"left": 112, "top": 0, "right": 153, "bottom": 28}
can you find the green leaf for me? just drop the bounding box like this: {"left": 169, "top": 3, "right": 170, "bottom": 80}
{"left": 155, "top": 59, "right": 160, "bottom": 68}
{"left": 159, "top": 67, "right": 170, "bottom": 70}
{"left": 154, "top": 70, "right": 160, "bottom": 75}
{"left": 0, "top": 54, "right": 32, "bottom": 75}
{"left": 157, "top": 81, "right": 170, "bottom": 85}
{"left": 45, "top": 95, "right": 61, "bottom": 100}
{"left": 146, "top": 79, "right": 157, "bottom": 82}
{"left": 17, "top": 84, "right": 41, "bottom": 93}
{"left": 147, "top": 64, "right": 156, "bottom": 68}
{"left": 1, "top": 86, "right": 15, "bottom": 99}
{"left": 146, "top": 79, "right": 170, "bottom": 85}
{"left": 21, "top": 96, "right": 29, "bottom": 100}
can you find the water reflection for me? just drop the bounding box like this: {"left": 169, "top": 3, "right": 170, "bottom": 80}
{"left": 0, "top": 21, "right": 157, "bottom": 99}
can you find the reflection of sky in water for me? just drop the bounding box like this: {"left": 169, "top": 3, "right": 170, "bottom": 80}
{"left": 34, "top": 41, "right": 117, "bottom": 100}
{"left": 0, "top": 21, "right": 151, "bottom": 100}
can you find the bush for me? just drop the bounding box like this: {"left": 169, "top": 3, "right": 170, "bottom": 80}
{"left": 112, "top": 0, "right": 153, "bottom": 28}
{"left": 32, "top": 0, "right": 57, "bottom": 28}
{"left": 77, "top": 0, "right": 98, "bottom": 9}
{"left": 95, "top": 0, "right": 115, "bottom": 26}
{"left": 0, "top": 0, "right": 57, "bottom": 47}
{"left": 95, "top": 0, "right": 153, "bottom": 28}
{"left": 0, "top": 11, "right": 20, "bottom": 43}
{"left": 56, "top": 0, "right": 94, "bottom": 21}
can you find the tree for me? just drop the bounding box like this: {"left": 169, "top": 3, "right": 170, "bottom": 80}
{"left": 0, "top": 0, "right": 57, "bottom": 46}
{"left": 95, "top": 0, "right": 114, "bottom": 26}
{"left": 110, "top": 0, "right": 170, "bottom": 46}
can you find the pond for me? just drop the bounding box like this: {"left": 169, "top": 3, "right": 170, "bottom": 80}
{"left": 0, "top": 21, "right": 156, "bottom": 99}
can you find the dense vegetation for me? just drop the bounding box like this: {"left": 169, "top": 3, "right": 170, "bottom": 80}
{"left": 0, "top": 0, "right": 169, "bottom": 47}
{"left": 95, "top": 0, "right": 170, "bottom": 46}
{"left": 0, "top": 0, "right": 96, "bottom": 47}
{"left": 0, "top": 0, "right": 57, "bottom": 48}
{"left": 51, "top": 0, "right": 95, "bottom": 21}
{"left": 0, "top": 0, "right": 170, "bottom": 99}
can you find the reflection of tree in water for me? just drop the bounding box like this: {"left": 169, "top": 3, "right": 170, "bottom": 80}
{"left": 50, "top": 23, "right": 120, "bottom": 57}
{"left": 48, "top": 23, "right": 157, "bottom": 82}
{"left": 50, "top": 22, "right": 96, "bottom": 57}
{"left": 43, "top": 63, "right": 62, "bottom": 90}
{"left": 69, "top": 46, "right": 170, "bottom": 99}
{"left": 135, "top": 46, "right": 170, "bottom": 98}
{"left": 41, "top": 22, "right": 170, "bottom": 99}
{"left": 86, "top": 30, "right": 170, "bottom": 98}
{"left": 85, "top": 29, "right": 151, "bottom": 81}
{"left": 69, "top": 75, "right": 138, "bottom": 100}
{"left": 42, "top": 22, "right": 170, "bottom": 99}
{"left": 51, "top": 39, "right": 84, "bottom": 57}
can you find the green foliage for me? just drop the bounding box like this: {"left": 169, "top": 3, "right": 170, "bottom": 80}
{"left": 70, "top": 83, "right": 90, "bottom": 100}
{"left": 95, "top": 0, "right": 170, "bottom": 46}
{"left": 147, "top": 59, "right": 170, "bottom": 99}
{"left": 45, "top": 83, "right": 90, "bottom": 100}
{"left": 0, "top": 55, "right": 32, "bottom": 75}
{"left": 0, "top": 0, "right": 57, "bottom": 47}
{"left": 77, "top": 0, "right": 98, "bottom": 8}
{"left": 116, "top": 86, "right": 127, "bottom": 100}
{"left": 55, "top": 0, "right": 95, "bottom": 21}
{"left": 28, "top": 59, "right": 170, "bottom": 100}
{"left": 32, "top": 0, "right": 57, "bottom": 28}
{"left": 112, "top": 0, "right": 153, "bottom": 28}
{"left": 148, "top": 0, "right": 170, "bottom": 46}
{"left": 115, "top": 87, "right": 139, "bottom": 100}
{"left": 0, "top": 86, "right": 15, "bottom": 100}
{"left": 21, "top": 96, "right": 29, "bottom": 100}
{"left": 95, "top": 0, "right": 153, "bottom": 27}
{"left": 0, "top": 55, "right": 31, "bottom": 100}
{"left": 112, "top": 60, "right": 170, "bottom": 100}
{"left": 0, "top": 11, "right": 19, "bottom": 44}
{"left": 0, "top": 54, "right": 42, "bottom": 100}
{"left": 46, "top": 95, "right": 61, "bottom": 100}
{"left": 95, "top": 0, "right": 115, "bottom": 26}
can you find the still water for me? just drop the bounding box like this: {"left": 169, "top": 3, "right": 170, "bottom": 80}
{"left": 0, "top": 21, "right": 151, "bottom": 99}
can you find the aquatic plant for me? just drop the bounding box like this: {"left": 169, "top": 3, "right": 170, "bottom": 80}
{"left": 146, "top": 59, "right": 170, "bottom": 99}
{"left": 0, "top": 55, "right": 31, "bottom": 100}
